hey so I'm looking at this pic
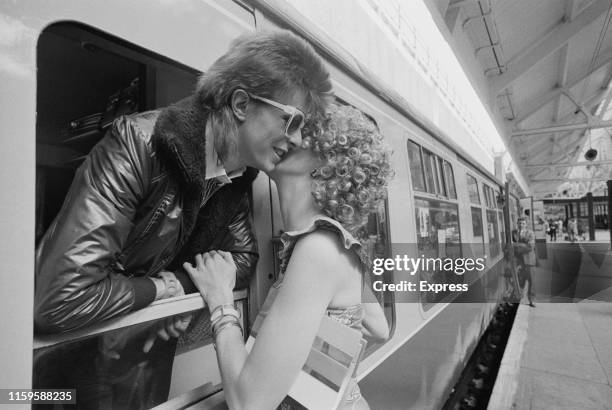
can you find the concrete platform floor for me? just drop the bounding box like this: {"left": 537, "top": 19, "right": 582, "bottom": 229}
{"left": 489, "top": 241, "right": 612, "bottom": 409}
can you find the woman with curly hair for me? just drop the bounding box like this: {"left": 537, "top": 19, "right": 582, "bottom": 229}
{"left": 184, "top": 104, "right": 393, "bottom": 409}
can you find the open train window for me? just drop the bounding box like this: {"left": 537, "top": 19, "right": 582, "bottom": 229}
{"left": 36, "top": 23, "right": 199, "bottom": 242}
{"left": 34, "top": 22, "right": 237, "bottom": 408}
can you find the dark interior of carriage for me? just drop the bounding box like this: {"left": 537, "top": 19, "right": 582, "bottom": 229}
{"left": 36, "top": 23, "right": 198, "bottom": 242}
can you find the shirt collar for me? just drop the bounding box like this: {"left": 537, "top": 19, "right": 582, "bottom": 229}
{"left": 204, "top": 126, "right": 245, "bottom": 185}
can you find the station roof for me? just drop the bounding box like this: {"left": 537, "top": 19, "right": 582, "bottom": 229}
{"left": 426, "top": 0, "right": 612, "bottom": 198}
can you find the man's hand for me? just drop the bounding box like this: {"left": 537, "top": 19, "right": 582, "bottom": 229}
{"left": 98, "top": 313, "right": 193, "bottom": 359}
{"left": 151, "top": 270, "right": 185, "bottom": 300}
{"left": 143, "top": 313, "right": 193, "bottom": 353}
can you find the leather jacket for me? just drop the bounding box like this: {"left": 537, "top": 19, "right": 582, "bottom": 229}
{"left": 35, "top": 96, "right": 258, "bottom": 333}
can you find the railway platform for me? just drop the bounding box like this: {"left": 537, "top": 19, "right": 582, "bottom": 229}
{"left": 489, "top": 240, "right": 612, "bottom": 409}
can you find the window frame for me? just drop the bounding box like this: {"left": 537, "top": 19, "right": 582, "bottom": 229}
{"left": 467, "top": 173, "right": 481, "bottom": 205}
{"left": 408, "top": 140, "right": 457, "bottom": 202}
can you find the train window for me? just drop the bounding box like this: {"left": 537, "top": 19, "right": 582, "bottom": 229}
{"left": 490, "top": 187, "right": 497, "bottom": 208}
{"left": 486, "top": 209, "right": 501, "bottom": 257}
{"left": 436, "top": 157, "right": 447, "bottom": 197}
{"left": 414, "top": 198, "right": 462, "bottom": 309}
{"left": 408, "top": 141, "right": 456, "bottom": 201}
{"left": 34, "top": 20, "right": 248, "bottom": 408}
{"left": 443, "top": 160, "right": 457, "bottom": 199}
{"left": 407, "top": 141, "right": 427, "bottom": 192}
{"left": 36, "top": 24, "right": 200, "bottom": 240}
{"left": 470, "top": 206, "right": 485, "bottom": 257}
{"left": 423, "top": 149, "right": 440, "bottom": 195}
{"left": 483, "top": 184, "right": 496, "bottom": 208}
{"left": 467, "top": 174, "right": 480, "bottom": 204}
{"left": 483, "top": 185, "right": 491, "bottom": 208}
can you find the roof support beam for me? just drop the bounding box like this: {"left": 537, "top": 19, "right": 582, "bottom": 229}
{"left": 540, "top": 135, "right": 584, "bottom": 163}
{"left": 525, "top": 160, "right": 612, "bottom": 169}
{"left": 553, "top": 0, "right": 578, "bottom": 122}
{"left": 512, "top": 93, "right": 603, "bottom": 161}
{"left": 562, "top": 88, "right": 596, "bottom": 121}
{"left": 595, "top": 86, "right": 612, "bottom": 117}
{"left": 517, "top": 131, "right": 583, "bottom": 166}
{"left": 511, "top": 119, "right": 612, "bottom": 136}
{"left": 490, "top": 0, "right": 612, "bottom": 95}
{"left": 553, "top": 45, "right": 571, "bottom": 122}
{"left": 512, "top": 47, "right": 612, "bottom": 124}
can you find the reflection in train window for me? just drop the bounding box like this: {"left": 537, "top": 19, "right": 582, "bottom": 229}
{"left": 443, "top": 160, "right": 457, "bottom": 199}
{"left": 407, "top": 141, "right": 426, "bottom": 192}
{"left": 470, "top": 206, "right": 485, "bottom": 257}
{"left": 414, "top": 198, "right": 462, "bottom": 309}
{"left": 33, "top": 299, "right": 246, "bottom": 408}
{"left": 486, "top": 209, "right": 501, "bottom": 257}
{"left": 467, "top": 174, "right": 480, "bottom": 205}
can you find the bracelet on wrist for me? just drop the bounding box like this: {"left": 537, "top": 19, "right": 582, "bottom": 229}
{"left": 210, "top": 303, "right": 240, "bottom": 326}
{"left": 213, "top": 319, "right": 243, "bottom": 349}
{"left": 212, "top": 315, "right": 241, "bottom": 334}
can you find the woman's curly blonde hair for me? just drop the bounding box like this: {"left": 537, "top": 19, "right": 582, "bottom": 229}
{"left": 303, "top": 104, "right": 394, "bottom": 241}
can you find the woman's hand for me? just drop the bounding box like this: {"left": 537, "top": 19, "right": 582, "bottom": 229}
{"left": 184, "top": 251, "right": 236, "bottom": 311}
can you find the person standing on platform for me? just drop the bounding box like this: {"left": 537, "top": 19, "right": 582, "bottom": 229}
{"left": 557, "top": 218, "right": 564, "bottom": 241}
{"left": 513, "top": 217, "right": 536, "bottom": 307}
{"left": 548, "top": 219, "right": 557, "bottom": 242}
{"left": 568, "top": 218, "right": 578, "bottom": 242}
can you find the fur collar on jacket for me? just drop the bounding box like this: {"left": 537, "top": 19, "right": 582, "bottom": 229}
{"left": 151, "top": 95, "right": 258, "bottom": 192}
{"left": 152, "top": 95, "right": 213, "bottom": 193}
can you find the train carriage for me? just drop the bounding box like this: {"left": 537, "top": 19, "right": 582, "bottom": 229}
{"left": 0, "top": 0, "right": 518, "bottom": 408}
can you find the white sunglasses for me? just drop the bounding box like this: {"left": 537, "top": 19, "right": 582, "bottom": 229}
{"left": 248, "top": 93, "right": 306, "bottom": 136}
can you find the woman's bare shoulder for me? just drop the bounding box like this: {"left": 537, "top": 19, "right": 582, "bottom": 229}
{"left": 289, "top": 229, "right": 359, "bottom": 280}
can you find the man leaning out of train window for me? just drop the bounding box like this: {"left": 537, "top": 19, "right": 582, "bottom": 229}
{"left": 185, "top": 104, "right": 393, "bottom": 409}
{"left": 33, "top": 30, "right": 332, "bottom": 409}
